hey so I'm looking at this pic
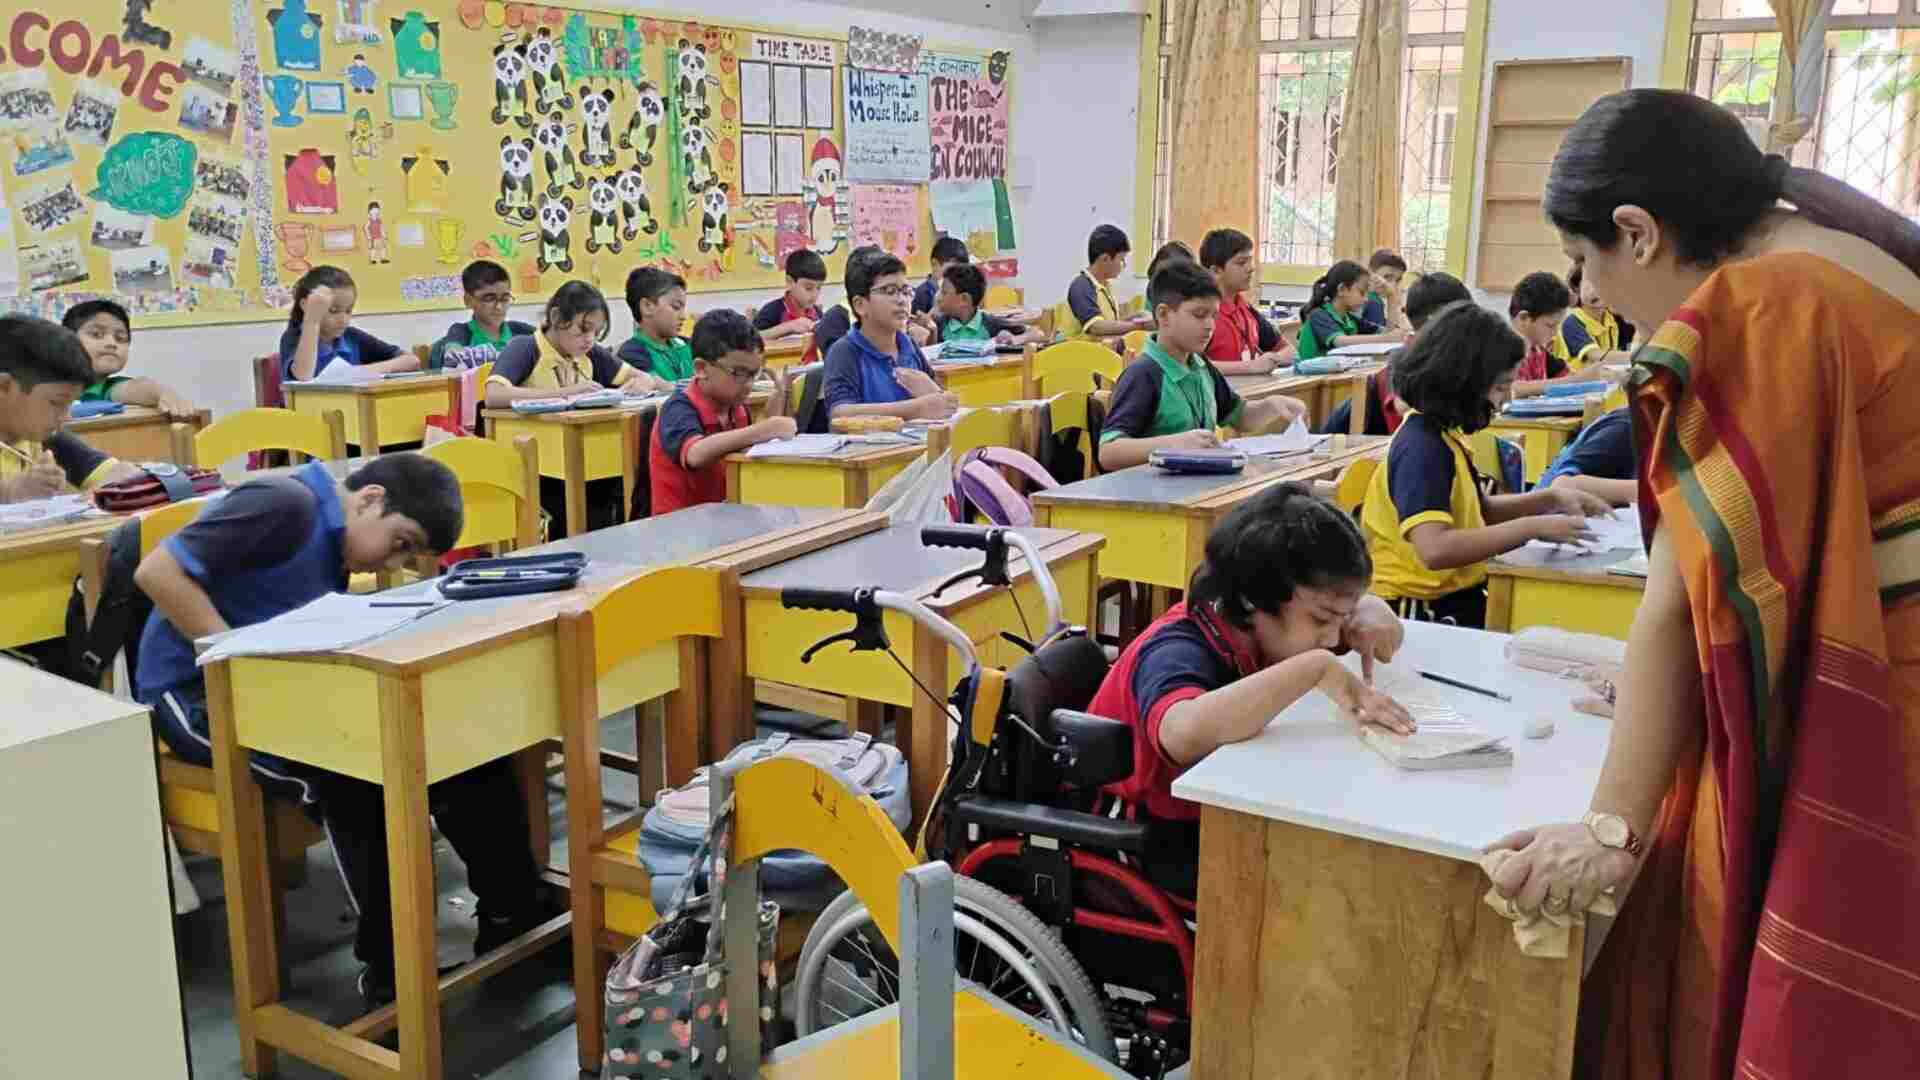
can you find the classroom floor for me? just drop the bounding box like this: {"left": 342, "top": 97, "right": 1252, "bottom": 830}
{"left": 177, "top": 706, "right": 839, "bottom": 1078}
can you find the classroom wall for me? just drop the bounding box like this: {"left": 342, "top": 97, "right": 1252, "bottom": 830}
{"left": 121, "top": 0, "right": 1087, "bottom": 422}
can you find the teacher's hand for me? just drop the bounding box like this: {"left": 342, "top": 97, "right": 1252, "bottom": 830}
{"left": 1483, "top": 822, "right": 1637, "bottom": 918}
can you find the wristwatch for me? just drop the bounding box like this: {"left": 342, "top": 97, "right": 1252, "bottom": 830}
{"left": 1582, "top": 812, "right": 1643, "bottom": 857}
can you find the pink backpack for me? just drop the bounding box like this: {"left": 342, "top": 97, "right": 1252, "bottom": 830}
{"left": 946, "top": 446, "right": 1059, "bottom": 526}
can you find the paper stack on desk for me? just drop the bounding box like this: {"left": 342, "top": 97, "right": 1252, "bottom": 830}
{"left": 1360, "top": 703, "right": 1513, "bottom": 771}
{"left": 0, "top": 493, "right": 98, "bottom": 533}
{"left": 1525, "top": 507, "right": 1642, "bottom": 554}
{"left": 745, "top": 434, "right": 848, "bottom": 458}
{"left": 195, "top": 592, "right": 449, "bottom": 665}
{"left": 1228, "top": 418, "right": 1319, "bottom": 457}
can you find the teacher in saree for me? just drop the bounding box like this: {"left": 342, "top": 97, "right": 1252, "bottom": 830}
{"left": 1484, "top": 89, "right": 1920, "bottom": 1078}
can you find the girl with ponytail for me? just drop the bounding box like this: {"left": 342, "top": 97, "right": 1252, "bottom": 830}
{"left": 1295, "top": 258, "right": 1403, "bottom": 360}
{"left": 1489, "top": 88, "right": 1920, "bottom": 1080}
{"left": 1088, "top": 482, "right": 1412, "bottom": 896}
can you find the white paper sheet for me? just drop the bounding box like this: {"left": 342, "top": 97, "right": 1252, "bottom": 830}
{"left": 196, "top": 591, "right": 450, "bottom": 665}
{"left": 1227, "top": 417, "right": 1317, "bottom": 456}
{"left": 0, "top": 493, "right": 98, "bottom": 533}
{"left": 1328, "top": 342, "right": 1401, "bottom": 357}
{"left": 775, "top": 133, "right": 806, "bottom": 196}
{"left": 1525, "top": 506, "right": 1643, "bottom": 554}
{"left": 774, "top": 64, "right": 805, "bottom": 127}
{"left": 741, "top": 132, "right": 774, "bottom": 197}
{"left": 739, "top": 62, "right": 772, "bottom": 126}
{"left": 804, "top": 66, "right": 834, "bottom": 127}
{"left": 287, "top": 361, "right": 381, "bottom": 385}
{"left": 745, "top": 434, "right": 849, "bottom": 458}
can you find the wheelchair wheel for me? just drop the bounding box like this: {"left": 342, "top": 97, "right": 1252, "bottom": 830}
{"left": 794, "top": 876, "right": 1118, "bottom": 1061}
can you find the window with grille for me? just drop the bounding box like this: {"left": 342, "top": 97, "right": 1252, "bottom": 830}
{"left": 1689, "top": 0, "right": 1920, "bottom": 220}
{"left": 1149, "top": 0, "right": 1471, "bottom": 272}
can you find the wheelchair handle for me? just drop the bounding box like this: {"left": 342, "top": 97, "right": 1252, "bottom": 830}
{"left": 780, "top": 586, "right": 876, "bottom": 615}
{"left": 785, "top": 586, "right": 980, "bottom": 675}
{"left": 920, "top": 525, "right": 1067, "bottom": 637}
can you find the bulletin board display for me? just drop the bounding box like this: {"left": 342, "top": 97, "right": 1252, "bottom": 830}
{"left": 0, "top": 2, "right": 1019, "bottom": 329}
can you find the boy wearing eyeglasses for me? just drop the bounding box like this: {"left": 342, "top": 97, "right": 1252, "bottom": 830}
{"left": 650, "top": 310, "right": 797, "bottom": 516}
{"left": 822, "top": 252, "right": 959, "bottom": 422}
{"left": 427, "top": 260, "right": 535, "bottom": 369}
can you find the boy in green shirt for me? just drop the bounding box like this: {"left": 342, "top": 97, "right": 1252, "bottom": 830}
{"left": 1098, "top": 262, "right": 1307, "bottom": 472}
{"left": 617, "top": 267, "right": 694, "bottom": 381}
{"left": 427, "top": 260, "right": 536, "bottom": 369}
{"left": 60, "top": 300, "right": 198, "bottom": 418}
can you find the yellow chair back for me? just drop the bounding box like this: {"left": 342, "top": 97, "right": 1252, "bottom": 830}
{"left": 583, "top": 564, "right": 727, "bottom": 680}
{"left": 1035, "top": 306, "right": 1058, "bottom": 338}
{"left": 935, "top": 406, "right": 1022, "bottom": 461}
{"left": 424, "top": 434, "right": 540, "bottom": 551}
{"left": 1470, "top": 430, "right": 1522, "bottom": 494}
{"left": 983, "top": 284, "right": 1023, "bottom": 310}
{"left": 1121, "top": 329, "right": 1149, "bottom": 358}
{"left": 177, "top": 407, "right": 347, "bottom": 470}
{"left": 137, "top": 499, "right": 209, "bottom": 560}
{"left": 1033, "top": 341, "right": 1123, "bottom": 398}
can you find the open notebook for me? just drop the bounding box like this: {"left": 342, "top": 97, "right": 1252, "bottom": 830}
{"left": 1358, "top": 696, "right": 1512, "bottom": 771}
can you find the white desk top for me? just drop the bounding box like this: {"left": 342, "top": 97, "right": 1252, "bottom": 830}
{"left": 1171, "top": 622, "right": 1610, "bottom": 864}
{"left": 0, "top": 657, "right": 149, "bottom": 753}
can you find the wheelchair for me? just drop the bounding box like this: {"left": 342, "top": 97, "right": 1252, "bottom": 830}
{"left": 777, "top": 525, "right": 1194, "bottom": 1078}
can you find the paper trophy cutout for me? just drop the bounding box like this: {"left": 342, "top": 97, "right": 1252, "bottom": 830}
{"left": 425, "top": 81, "right": 458, "bottom": 130}
{"left": 275, "top": 222, "right": 315, "bottom": 273}
{"left": 284, "top": 148, "right": 339, "bottom": 214}
{"left": 265, "top": 75, "right": 304, "bottom": 127}
{"left": 434, "top": 217, "right": 466, "bottom": 266}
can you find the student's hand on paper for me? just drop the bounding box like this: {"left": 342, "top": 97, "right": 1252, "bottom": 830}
{"left": 157, "top": 389, "right": 198, "bottom": 419}
{"left": 913, "top": 392, "right": 961, "bottom": 421}
{"left": 895, "top": 367, "right": 942, "bottom": 397}
{"left": 1320, "top": 661, "right": 1416, "bottom": 734}
{"left": 16, "top": 451, "right": 67, "bottom": 499}
{"left": 1273, "top": 395, "right": 1309, "bottom": 426}
{"left": 1168, "top": 428, "right": 1220, "bottom": 451}
{"left": 1341, "top": 595, "right": 1405, "bottom": 682}
{"left": 759, "top": 415, "right": 799, "bottom": 440}
{"left": 301, "top": 286, "right": 334, "bottom": 325}
{"left": 567, "top": 380, "right": 607, "bottom": 397}
{"left": 1533, "top": 514, "right": 1599, "bottom": 546}
{"left": 1551, "top": 487, "right": 1614, "bottom": 520}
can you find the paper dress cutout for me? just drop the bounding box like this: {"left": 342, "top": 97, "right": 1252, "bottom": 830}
{"left": 389, "top": 11, "right": 442, "bottom": 80}
{"left": 284, "top": 148, "right": 339, "bottom": 214}
{"left": 400, "top": 147, "right": 450, "bottom": 213}
{"left": 268, "top": 0, "right": 324, "bottom": 72}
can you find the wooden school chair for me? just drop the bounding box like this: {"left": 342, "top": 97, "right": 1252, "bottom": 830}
{"left": 1122, "top": 329, "right": 1149, "bottom": 358}
{"left": 421, "top": 435, "right": 540, "bottom": 557}
{"left": 560, "top": 563, "right": 738, "bottom": 1071}
{"left": 78, "top": 502, "right": 324, "bottom": 952}
{"left": 1034, "top": 340, "right": 1124, "bottom": 398}
{"left": 983, "top": 283, "right": 1023, "bottom": 310}
{"left": 1330, "top": 456, "right": 1379, "bottom": 515}
{"left": 719, "top": 757, "right": 1129, "bottom": 1078}
{"left": 172, "top": 407, "right": 347, "bottom": 471}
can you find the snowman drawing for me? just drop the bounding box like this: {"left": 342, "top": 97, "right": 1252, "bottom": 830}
{"left": 805, "top": 137, "right": 842, "bottom": 255}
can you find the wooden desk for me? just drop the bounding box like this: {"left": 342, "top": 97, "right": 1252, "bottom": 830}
{"left": 1031, "top": 438, "right": 1389, "bottom": 609}
{"left": 2, "top": 660, "right": 188, "bottom": 1078}
{"left": 205, "top": 503, "right": 880, "bottom": 1080}
{"left": 933, "top": 352, "right": 1033, "bottom": 408}
{"left": 68, "top": 405, "right": 211, "bottom": 463}
{"left": 283, "top": 373, "right": 457, "bottom": 452}
{"left": 765, "top": 988, "right": 1124, "bottom": 1078}
{"left": 1173, "top": 623, "right": 1609, "bottom": 1079}
{"left": 483, "top": 402, "right": 649, "bottom": 536}
{"left": 1226, "top": 368, "right": 1375, "bottom": 430}
{"left": 1487, "top": 544, "right": 1645, "bottom": 640}
{"left": 1484, "top": 413, "right": 1583, "bottom": 485}
{"left": 726, "top": 523, "right": 1103, "bottom": 824}
{"left": 0, "top": 514, "right": 124, "bottom": 650}
{"left": 725, "top": 439, "right": 925, "bottom": 509}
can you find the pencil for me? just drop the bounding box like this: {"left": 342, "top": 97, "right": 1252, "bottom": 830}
{"left": 370, "top": 601, "right": 438, "bottom": 608}
{"left": 1419, "top": 670, "right": 1513, "bottom": 703}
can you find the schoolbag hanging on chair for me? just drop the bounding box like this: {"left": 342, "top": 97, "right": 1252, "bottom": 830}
{"left": 947, "top": 446, "right": 1058, "bottom": 526}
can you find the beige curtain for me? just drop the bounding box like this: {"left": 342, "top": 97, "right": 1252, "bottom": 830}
{"left": 1333, "top": 0, "right": 1405, "bottom": 262}
{"left": 1767, "top": 0, "right": 1836, "bottom": 152}
{"left": 1166, "top": 0, "right": 1260, "bottom": 246}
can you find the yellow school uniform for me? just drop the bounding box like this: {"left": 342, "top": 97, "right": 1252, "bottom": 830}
{"left": 1557, "top": 306, "right": 1627, "bottom": 372}
{"left": 0, "top": 433, "right": 120, "bottom": 494}
{"left": 1359, "top": 413, "right": 1489, "bottom": 601}
{"left": 1060, "top": 269, "right": 1119, "bottom": 339}
{"left": 484, "top": 330, "right": 636, "bottom": 392}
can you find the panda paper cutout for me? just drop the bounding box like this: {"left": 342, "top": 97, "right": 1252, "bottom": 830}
{"left": 535, "top": 113, "right": 584, "bottom": 198}
{"left": 614, "top": 166, "right": 657, "bottom": 240}
{"left": 585, "top": 175, "right": 621, "bottom": 255}
{"left": 676, "top": 39, "right": 714, "bottom": 123}
{"left": 578, "top": 89, "right": 615, "bottom": 169}
{"left": 491, "top": 42, "right": 532, "bottom": 129}
{"left": 525, "top": 28, "right": 573, "bottom": 115}
{"left": 496, "top": 136, "right": 535, "bottom": 221}
{"left": 681, "top": 122, "right": 716, "bottom": 194}
{"left": 620, "top": 82, "right": 664, "bottom": 167}
{"left": 536, "top": 193, "right": 573, "bottom": 273}
{"left": 696, "top": 184, "right": 730, "bottom": 255}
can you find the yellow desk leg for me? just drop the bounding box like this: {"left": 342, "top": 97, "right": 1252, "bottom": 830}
{"left": 1486, "top": 574, "right": 1515, "bottom": 632}
{"left": 207, "top": 660, "right": 282, "bottom": 1078}
{"left": 380, "top": 674, "right": 445, "bottom": 1080}
{"left": 359, "top": 397, "right": 382, "bottom": 456}
{"left": 622, "top": 414, "right": 640, "bottom": 523}
{"left": 564, "top": 425, "right": 588, "bottom": 537}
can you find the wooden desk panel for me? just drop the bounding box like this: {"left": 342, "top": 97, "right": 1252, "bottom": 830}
{"left": 68, "top": 406, "right": 210, "bottom": 464}
{"left": 284, "top": 374, "right": 457, "bottom": 451}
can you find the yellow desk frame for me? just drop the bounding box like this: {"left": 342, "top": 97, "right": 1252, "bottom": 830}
{"left": 283, "top": 374, "right": 457, "bottom": 453}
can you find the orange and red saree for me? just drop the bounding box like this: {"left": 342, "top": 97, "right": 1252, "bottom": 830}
{"left": 1579, "top": 251, "right": 1920, "bottom": 1077}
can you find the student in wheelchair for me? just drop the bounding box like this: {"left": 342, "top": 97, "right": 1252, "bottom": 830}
{"left": 1090, "top": 483, "right": 1415, "bottom": 896}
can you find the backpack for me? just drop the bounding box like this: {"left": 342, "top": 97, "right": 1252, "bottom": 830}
{"left": 635, "top": 733, "right": 909, "bottom": 913}
{"left": 946, "top": 446, "right": 1058, "bottom": 526}
{"left": 61, "top": 517, "right": 152, "bottom": 689}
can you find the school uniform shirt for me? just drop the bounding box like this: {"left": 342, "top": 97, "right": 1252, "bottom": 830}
{"left": 1557, "top": 307, "right": 1635, "bottom": 372}
{"left": 135, "top": 463, "right": 348, "bottom": 705}
{"left": 822, "top": 328, "right": 936, "bottom": 415}
{"left": 1318, "top": 364, "right": 1403, "bottom": 436}
{"left": 0, "top": 431, "right": 119, "bottom": 492}
{"left": 616, "top": 331, "right": 693, "bottom": 383}
{"left": 1516, "top": 343, "right": 1570, "bottom": 383}
{"left": 1062, "top": 270, "right": 1119, "bottom": 339}
{"left": 1538, "top": 407, "right": 1636, "bottom": 489}
{"left": 1092, "top": 601, "right": 1253, "bottom": 822}
{"left": 1099, "top": 336, "right": 1245, "bottom": 444}
{"left": 934, "top": 310, "right": 1023, "bottom": 343}
{"left": 912, "top": 276, "right": 939, "bottom": 315}
{"left": 80, "top": 375, "right": 133, "bottom": 402}
{"left": 1205, "top": 293, "right": 1282, "bottom": 367}
{"left": 489, "top": 331, "right": 635, "bottom": 391}
{"left": 753, "top": 295, "right": 823, "bottom": 364}
{"left": 1360, "top": 291, "right": 1389, "bottom": 328}
{"left": 277, "top": 324, "right": 403, "bottom": 381}
{"left": 1359, "top": 412, "right": 1491, "bottom": 601}
{"left": 649, "top": 380, "right": 753, "bottom": 516}
{"left": 1296, "top": 303, "right": 1383, "bottom": 361}
{"left": 426, "top": 318, "right": 535, "bottom": 370}
{"left": 812, "top": 305, "right": 854, "bottom": 359}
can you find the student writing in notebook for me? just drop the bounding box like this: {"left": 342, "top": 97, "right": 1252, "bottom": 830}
{"left": 650, "top": 311, "right": 795, "bottom": 516}
{"left": 1557, "top": 263, "right": 1635, "bottom": 372}
{"left": 1295, "top": 260, "right": 1405, "bottom": 360}
{"left": 753, "top": 248, "right": 827, "bottom": 362}
{"left": 1199, "top": 228, "right": 1294, "bottom": 375}
{"left": 0, "top": 315, "right": 137, "bottom": 503}
{"left": 1092, "top": 483, "right": 1413, "bottom": 897}
{"left": 279, "top": 266, "right": 420, "bottom": 382}
{"left": 1318, "top": 271, "right": 1472, "bottom": 436}
{"left": 133, "top": 453, "right": 549, "bottom": 1009}
{"left": 1507, "top": 271, "right": 1584, "bottom": 398}
{"left": 485, "top": 281, "right": 664, "bottom": 406}
{"left": 1360, "top": 303, "right": 1612, "bottom": 628}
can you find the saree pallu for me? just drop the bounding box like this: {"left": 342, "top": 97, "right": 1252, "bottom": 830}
{"left": 1578, "top": 252, "right": 1920, "bottom": 1079}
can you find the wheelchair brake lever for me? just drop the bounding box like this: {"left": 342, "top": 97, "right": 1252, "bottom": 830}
{"left": 798, "top": 606, "right": 890, "bottom": 664}
{"left": 929, "top": 566, "right": 984, "bottom": 601}
{"left": 929, "top": 538, "right": 1012, "bottom": 600}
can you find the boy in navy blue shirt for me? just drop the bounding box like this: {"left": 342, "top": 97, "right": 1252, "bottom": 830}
{"left": 134, "top": 454, "right": 545, "bottom": 1007}
{"left": 822, "top": 252, "right": 959, "bottom": 422}
{"left": 754, "top": 249, "right": 827, "bottom": 363}
{"left": 915, "top": 235, "right": 971, "bottom": 315}
{"left": 1541, "top": 406, "right": 1636, "bottom": 506}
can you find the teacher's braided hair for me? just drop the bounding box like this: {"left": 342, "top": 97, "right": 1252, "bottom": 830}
{"left": 1188, "top": 483, "right": 1372, "bottom": 630}
{"left": 1546, "top": 89, "right": 1920, "bottom": 275}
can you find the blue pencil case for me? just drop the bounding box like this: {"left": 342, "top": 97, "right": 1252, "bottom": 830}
{"left": 1149, "top": 448, "right": 1247, "bottom": 474}
{"left": 1293, "top": 358, "right": 1354, "bottom": 376}
{"left": 1542, "top": 380, "right": 1610, "bottom": 398}
{"left": 510, "top": 398, "right": 574, "bottom": 415}
{"left": 438, "top": 552, "right": 586, "bottom": 600}
{"left": 69, "top": 400, "right": 126, "bottom": 419}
